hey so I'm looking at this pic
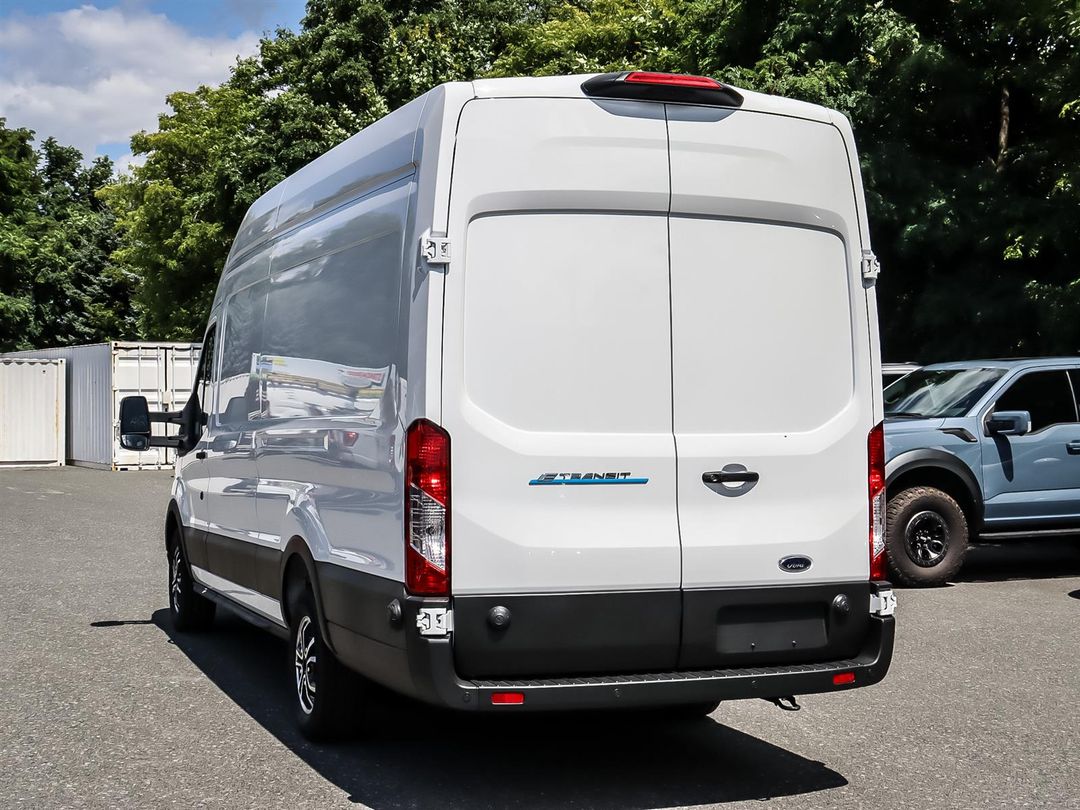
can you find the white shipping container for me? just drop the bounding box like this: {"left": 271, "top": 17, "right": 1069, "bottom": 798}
{"left": 0, "top": 358, "right": 66, "bottom": 466}
{"left": 0, "top": 342, "right": 200, "bottom": 470}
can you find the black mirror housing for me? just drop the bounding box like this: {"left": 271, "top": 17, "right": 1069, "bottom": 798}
{"left": 119, "top": 395, "right": 152, "bottom": 451}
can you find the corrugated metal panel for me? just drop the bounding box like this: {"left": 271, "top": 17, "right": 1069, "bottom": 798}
{"left": 0, "top": 341, "right": 201, "bottom": 470}
{"left": 0, "top": 358, "right": 66, "bottom": 466}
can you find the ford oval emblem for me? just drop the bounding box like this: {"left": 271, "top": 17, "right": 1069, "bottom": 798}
{"left": 779, "top": 555, "right": 813, "bottom": 573}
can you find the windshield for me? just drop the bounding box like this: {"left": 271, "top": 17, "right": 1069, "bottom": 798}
{"left": 883, "top": 367, "right": 1006, "bottom": 418}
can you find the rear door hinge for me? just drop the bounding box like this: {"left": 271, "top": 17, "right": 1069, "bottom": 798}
{"left": 420, "top": 231, "right": 451, "bottom": 268}
{"left": 861, "top": 249, "right": 881, "bottom": 284}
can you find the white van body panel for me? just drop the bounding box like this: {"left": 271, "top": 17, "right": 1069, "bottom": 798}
{"left": 441, "top": 97, "right": 680, "bottom": 594}
{"left": 161, "top": 74, "right": 893, "bottom": 706}
{"left": 666, "top": 107, "right": 874, "bottom": 587}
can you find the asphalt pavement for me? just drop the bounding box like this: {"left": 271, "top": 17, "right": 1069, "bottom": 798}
{"left": 0, "top": 466, "right": 1077, "bottom": 809}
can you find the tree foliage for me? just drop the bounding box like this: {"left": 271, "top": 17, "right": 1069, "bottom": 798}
{"left": 10, "top": 1, "right": 1080, "bottom": 360}
{"left": 0, "top": 120, "right": 135, "bottom": 351}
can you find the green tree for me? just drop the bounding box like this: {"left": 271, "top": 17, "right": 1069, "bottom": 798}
{"left": 0, "top": 122, "right": 133, "bottom": 351}
{"left": 105, "top": 0, "right": 1080, "bottom": 359}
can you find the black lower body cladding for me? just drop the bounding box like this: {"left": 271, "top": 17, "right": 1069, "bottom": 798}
{"left": 454, "top": 583, "right": 873, "bottom": 679}
{"left": 316, "top": 562, "right": 894, "bottom": 710}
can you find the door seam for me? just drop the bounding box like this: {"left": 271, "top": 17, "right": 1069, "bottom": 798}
{"left": 663, "top": 103, "right": 687, "bottom": 669}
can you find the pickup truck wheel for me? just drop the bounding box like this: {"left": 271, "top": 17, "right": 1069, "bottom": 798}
{"left": 886, "top": 486, "right": 968, "bottom": 587}
{"left": 168, "top": 539, "right": 215, "bottom": 631}
{"left": 288, "top": 586, "right": 361, "bottom": 740}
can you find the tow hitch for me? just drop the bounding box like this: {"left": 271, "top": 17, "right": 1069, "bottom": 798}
{"left": 765, "top": 695, "right": 801, "bottom": 712}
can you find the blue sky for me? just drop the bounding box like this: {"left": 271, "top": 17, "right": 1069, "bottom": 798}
{"left": 0, "top": 1, "right": 308, "bottom": 171}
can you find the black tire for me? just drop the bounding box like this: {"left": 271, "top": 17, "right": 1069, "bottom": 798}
{"left": 168, "top": 536, "right": 215, "bottom": 631}
{"left": 288, "top": 585, "right": 361, "bottom": 740}
{"left": 886, "top": 486, "right": 969, "bottom": 587}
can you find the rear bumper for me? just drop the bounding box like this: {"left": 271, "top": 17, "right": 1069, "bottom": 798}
{"left": 319, "top": 564, "right": 896, "bottom": 712}
{"left": 394, "top": 589, "right": 895, "bottom": 712}
{"left": 405, "top": 613, "right": 894, "bottom": 712}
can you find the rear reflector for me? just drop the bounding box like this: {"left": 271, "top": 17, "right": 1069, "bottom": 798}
{"left": 405, "top": 419, "right": 450, "bottom": 596}
{"left": 868, "top": 422, "right": 887, "bottom": 580}
{"left": 833, "top": 672, "right": 856, "bottom": 686}
{"left": 581, "top": 71, "right": 743, "bottom": 107}
{"left": 491, "top": 692, "right": 525, "bottom": 705}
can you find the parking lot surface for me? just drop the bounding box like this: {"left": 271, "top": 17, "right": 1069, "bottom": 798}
{"left": 1, "top": 466, "right": 1078, "bottom": 809}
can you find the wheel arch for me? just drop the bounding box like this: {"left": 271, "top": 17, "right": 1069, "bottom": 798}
{"left": 886, "top": 450, "right": 983, "bottom": 530}
{"left": 279, "top": 536, "right": 337, "bottom": 654}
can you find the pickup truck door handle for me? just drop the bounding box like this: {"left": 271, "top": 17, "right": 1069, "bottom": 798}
{"left": 702, "top": 470, "right": 760, "bottom": 485}
{"left": 1066, "top": 441, "right": 1080, "bottom": 455}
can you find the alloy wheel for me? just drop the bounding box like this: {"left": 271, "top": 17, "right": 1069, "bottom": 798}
{"left": 294, "top": 615, "right": 317, "bottom": 715}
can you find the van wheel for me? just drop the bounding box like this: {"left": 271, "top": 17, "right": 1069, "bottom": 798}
{"left": 168, "top": 539, "right": 215, "bottom": 631}
{"left": 886, "top": 486, "right": 968, "bottom": 587}
{"left": 288, "top": 586, "right": 360, "bottom": 740}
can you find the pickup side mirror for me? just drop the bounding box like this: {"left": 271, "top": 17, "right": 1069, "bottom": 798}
{"left": 986, "top": 410, "right": 1032, "bottom": 436}
{"left": 119, "top": 396, "right": 152, "bottom": 450}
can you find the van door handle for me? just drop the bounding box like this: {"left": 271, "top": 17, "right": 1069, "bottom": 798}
{"left": 703, "top": 470, "right": 759, "bottom": 485}
{"left": 195, "top": 450, "right": 207, "bottom": 460}
{"left": 1067, "top": 441, "right": 1080, "bottom": 455}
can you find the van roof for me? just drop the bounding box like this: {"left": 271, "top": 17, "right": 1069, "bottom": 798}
{"left": 471, "top": 74, "right": 837, "bottom": 124}
{"left": 224, "top": 74, "right": 845, "bottom": 280}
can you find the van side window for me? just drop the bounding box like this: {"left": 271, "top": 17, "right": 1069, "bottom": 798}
{"left": 260, "top": 231, "right": 400, "bottom": 419}
{"left": 217, "top": 282, "right": 266, "bottom": 429}
{"left": 196, "top": 325, "right": 217, "bottom": 412}
{"left": 994, "top": 371, "right": 1078, "bottom": 432}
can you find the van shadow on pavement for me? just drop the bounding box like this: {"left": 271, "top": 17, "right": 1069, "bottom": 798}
{"left": 150, "top": 609, "right": 846, "bottom": 809}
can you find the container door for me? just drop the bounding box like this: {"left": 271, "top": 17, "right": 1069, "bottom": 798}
{"left": 112, "top": 344, "right": 170, "bottom": 469}
{"left": 666, "top": 105, "right": 874, "bottom": 591}
{"left": 443, "top": 97, "right": 681, "bottom": 678}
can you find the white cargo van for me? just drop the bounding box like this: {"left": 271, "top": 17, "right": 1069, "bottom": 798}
{"left": 120, "top": 72, "right": 895, "bottom": 738}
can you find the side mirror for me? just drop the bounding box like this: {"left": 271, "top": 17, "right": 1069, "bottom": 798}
{"left": 986, "top": 410, "right": 1032, "bottom": 436}
{"left": 119, "top": 396, "right": 152, "bottom": 450}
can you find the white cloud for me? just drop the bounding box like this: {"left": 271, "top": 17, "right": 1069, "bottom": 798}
{"left": 0, "top": 5, "right": 260, "bottom": 167}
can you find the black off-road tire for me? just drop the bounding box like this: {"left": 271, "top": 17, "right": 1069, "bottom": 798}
{"left": 288, "top": 585, "right": 361, "bottom": 740}
{"left": 886, "top": 486, "right": 969, "bottom": 587}
{"left": 168, "top": 536, "right": 216, "bottom": 631}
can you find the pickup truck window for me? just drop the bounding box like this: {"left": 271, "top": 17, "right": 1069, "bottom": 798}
{"left": 994, "top": 370, "right": 1078, "bottom": 432}
{"left": 884, "top": 367, "right": 1005, "bottom": 418}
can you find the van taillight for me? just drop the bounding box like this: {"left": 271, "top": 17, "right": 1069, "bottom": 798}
{"left": 868, "top": 422, "right": 887, "bottom": 580}
{"left": 405, "top": 419, "right": 450, "bottom": 596}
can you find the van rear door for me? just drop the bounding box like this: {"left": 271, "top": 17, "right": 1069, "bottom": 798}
{"left": 666, "top": 106, "right": 875, "bottom": 665}
{"left": 442, "top": 97, "right": 681, "bottom": 678}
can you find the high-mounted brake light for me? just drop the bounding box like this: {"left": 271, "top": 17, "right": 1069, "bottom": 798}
{"left": 405, "top": 419, "right": 450, "bottom": 596}
{"left": 868, "top": 422, "right": 887, "bottom": 580}
{"left": 624, "top": 71, "right": 723, "bottom": 89}
{"left": 581, "top": 71, "right": 743, "bottom": 107}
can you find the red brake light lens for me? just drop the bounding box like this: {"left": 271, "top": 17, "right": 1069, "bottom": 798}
{"left": 868, "top": 421, "right": 887, "bottom": 580}
{"left": 833, "top": 672, "right": 856, "bottom": 686}
{"left": 491, "top": 692, "right": 525, "bottom": 705}
{"left": 580, "top": 71, "right": 743, "bottom": 107}
{"left": 624, "top": 71, "right": 723, "bottom": 89}
{"left": 405, "top": 419, "right": 450, "bottom": 596}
